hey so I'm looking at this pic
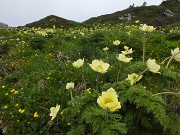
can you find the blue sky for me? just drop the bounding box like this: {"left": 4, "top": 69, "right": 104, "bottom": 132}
{"left": 0, "top": 0, "right": 163, "bottom": 27}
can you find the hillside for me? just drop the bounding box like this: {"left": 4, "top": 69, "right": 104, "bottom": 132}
{"left": 84, "top": 0, "right": 180, "bottom": 26}
{"left": 25, "top": 15, "right": 80, "bottom": 28}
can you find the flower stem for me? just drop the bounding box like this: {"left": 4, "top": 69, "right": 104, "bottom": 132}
{"left": 81, "top": 68, "right": 86, "bottom": 90}
{"left": 166, "top": 52, "right": 180, "bottom": 69}
{"left": 70, "top": 89, "right": 73, "bottom": 100}
{"left": 105, "top": 108, "right": 109, "bottom": 124}
{"left": 142, "top": 33, "right": 147, "bottom": 64}
{"left": 152, "top": 92, "right": 180, "bottom": 96}
{"left": 96, "top": 73, "right": 99, "bottom": 91}
{"left": 117, "top": 63, "right": 122, "bottom": 82}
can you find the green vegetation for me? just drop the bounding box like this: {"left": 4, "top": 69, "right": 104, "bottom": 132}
{"left": 0, "top": 23, "right": 179, "bottom": 135}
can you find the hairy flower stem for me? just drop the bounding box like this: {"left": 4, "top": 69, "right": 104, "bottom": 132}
{"left": 166, "top": 52, "right": 180, "bottom": 69}
{"left": 152, "top": 92, "right": 180, "bottom": 96}
{"left": 161, "top": 56, "right": 171, "bottom": 64}
{"left": 106, "top": 51, "right": 108, "bottom": 59}
{"left": 105, "top": 108, "right": 109, "bottom": 124}
{"left": 81, "top": 68, "right": 86, "bottom": 90}
{"left": 70, "top": 89, "right": 73, "bottom": 100}
{"left": 142, "top": 33, "right": 147, "bottom": 64}
{"left": 96, "top": 73, "right": 99, "bottom": 91}
{"left": 117, "top": 63, "right": 122, "bottom": 82}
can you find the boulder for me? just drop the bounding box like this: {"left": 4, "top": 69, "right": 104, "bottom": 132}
{"left": 0, "top": 22, "right": 8, "bottom": 28}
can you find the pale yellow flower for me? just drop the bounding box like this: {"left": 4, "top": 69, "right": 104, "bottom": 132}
{"left": 135, "top": 20, "right": 139, "bottom": 23}
{"left": 147, "top": 59, "right": 160, "bottom": 74}
{"left": 171, "top": 47, "right": 180, "bottom": 61}
{"left": 2, "top": 85, "right": 5, "bottom": 89}
{"left": 103, "top": 47, "right": 109, "bottom": 51}
{"left": 126, "top": 73, "right": 143, "bottom": 85}
{"left": 66, "top": 82, "right": 74, "bottom": 90}
{"left": 50, "top": 104, "right": 60, "bottom": 120}
{"left": 113, "top": 40, "right": 121, "bottom": 46}
{"left": 89, "top": 59, "right": 110, "bottom": 74}
{"left": 97, "top": 88, "right": 121, "bottom": 112}
{"left": 140, "top": 24, "right": 155, "bottom": 32}
{"left": 72, "top": 58, "right": 84, "bottom": 68}
{"left": 117, "top": 54, "right": 133, "bottom": 63}
{"left": 121, "top": 46, "right": 134, "bottom": 55}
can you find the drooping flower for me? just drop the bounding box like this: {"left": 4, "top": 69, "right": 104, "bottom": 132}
{"left": 72, "top": 58, "right": 84, "bottom": 68}
{"left": 147, "top": 59, "right": 160, "bottom": 74}
{"left": 121, "top": 46, "right": 134, "bottom": 55}
{"left": 103, "top": 47, "right": 109, "bottom": 51}
{"left": 140, "top": 24, "right": 155, "bottom": 32}
{"left": 126, "top": 73, "right": 143, "bottom": 85}
{"left": 50, "top": 104, "right": 60, "bottom": 120}
{"left": 97, "top": 88, "right": 121, "bottom": 112}
{"left": 171, "top": 47, "right": 180, "bottom": 61}
{"left": 113, "top": 40, "right": 121, "bottom": 46}
{"left": 66, "top": 82, "right": 74, "bottom": 90}
{"left": 117, "top": 53, "right": 133, "bottom": 63}
{"left": 89, "top": 59, "right": 110, "bottom": 74}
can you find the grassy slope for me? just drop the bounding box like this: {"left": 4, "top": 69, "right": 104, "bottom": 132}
{"left": 25, "top": 15, "right": 80, "bottom": 28}
{"left": 84, "top": 0, "right": 180, "bottom": 26}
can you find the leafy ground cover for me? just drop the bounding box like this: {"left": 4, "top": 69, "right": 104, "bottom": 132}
{"left": 0, "top": 23, "right": 180, "bottom": 135}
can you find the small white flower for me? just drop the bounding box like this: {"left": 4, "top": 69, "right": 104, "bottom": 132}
{"left": 103, "top": 47, "right": 109, "bottom": 51}
{"left": 121, "top": 46, "right": 134, "bottom": 55}
{"left": 72, "top": 58, "right": 84, "bottom": 68}
{"left": 126, "top": 73, "right": 143, "bottom": 85}
{"left": 171, "top": 47, "right": 180, "bottom": 61}
{"left": 117, "top": 53, "right": 133, "bottom": 63}
{"left": 113, "top": 40, "right": 121, "bottom": 46}
{"left": 66, "top": 82, "right": 74, "bottom": 90}
{"left": 147, "top": 59, "right": 160, "bottom": 74}
{"left": 50, "top": 104, "right": 60, "bottom": 120}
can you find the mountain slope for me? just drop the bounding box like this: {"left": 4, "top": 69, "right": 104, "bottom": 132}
{"left": 25, "top": 15, "right": 79, "bottom": 28}
{"left": 84, "top": 0, "right": 180, "bottom": 26}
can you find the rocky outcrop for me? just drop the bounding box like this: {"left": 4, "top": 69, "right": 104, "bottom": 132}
{"left": 164, "top": 9, "right": 175, "bottom": 17}
{"left": 0, "top": 22, "right": 8, "bottom": 28}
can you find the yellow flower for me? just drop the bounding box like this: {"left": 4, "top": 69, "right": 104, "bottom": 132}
{"left": 2, "top": 85, "right": 5, "bottom": 89}
{"left": 50, "top": 104, "right": 60, "bottom": 120}
{"left": 46, "top": 77, "right": 51, "bottom": 80}
{"left": 72, "top": 58, "right": 84, "bottom": 68}
{"left": 117, "top": 53, "right": 133, "bottom": 63}
{"left": 18, "top": 109, "right": 25, "bottom": 113}
{"left": 97, "top": 88, "right": 121, "bottom": 112}
{"left": 15, "top": 103, "right": 19, "bottom": 107}
{"left": 4, "top": 106, "right": 8, "bottom": 109}
{"left": 66, "top": 82, "right": 74, "bottom": 90}
{"left": 14, "top": 91, "right": 18, "bottom": 94}
{"left": 102, "top": 47, "right": 109, "bottom": 51}
{"left": 121, "top": 46, "right": 134, "bottom": 55}
{"left": 147, "top": 59, "right": 160, "bottom": 74}
{"left": 171, "top": 47, "right": 180, "bottom": 61}
{"left": 89, "top": 59, "right": 110, "bottom": 74}
{"left": 5, "top": 93, "right": 9, "bottom": 96}
{"left": 34, "top": 112, "right": 39, "bottom": 118}
{"left": 67, "top": 122, "right": 71, "bottom": 126}
{"left": 113, "top": 40, "right": 121, "bottom": 46}
{"left": 135, "top": 20, "right": 139, "bottom": 23}
{"left": 140, "top": 24, "right": 155, "bottom": 32}
{"left": 10, "top": 89, "right": 15, "bottom": 92}
{"left": 126, "top": 73, "right": 143, "bottom": 85}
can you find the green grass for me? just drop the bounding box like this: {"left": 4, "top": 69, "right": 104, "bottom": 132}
{"left": 0, "top": 24, "right": 180, "bottom": 135}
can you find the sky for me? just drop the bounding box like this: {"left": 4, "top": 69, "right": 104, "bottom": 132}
{"left": 0, "top": 0, "right": 163, "bottom": 27}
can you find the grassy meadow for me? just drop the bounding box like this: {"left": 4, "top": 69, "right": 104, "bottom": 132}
{"left": 0, "top": 23, "right": 180, "bottom": 135}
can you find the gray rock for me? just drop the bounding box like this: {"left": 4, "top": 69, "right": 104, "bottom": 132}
{"left": 0, "top": 22, "right": 8, "bottom": 28}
